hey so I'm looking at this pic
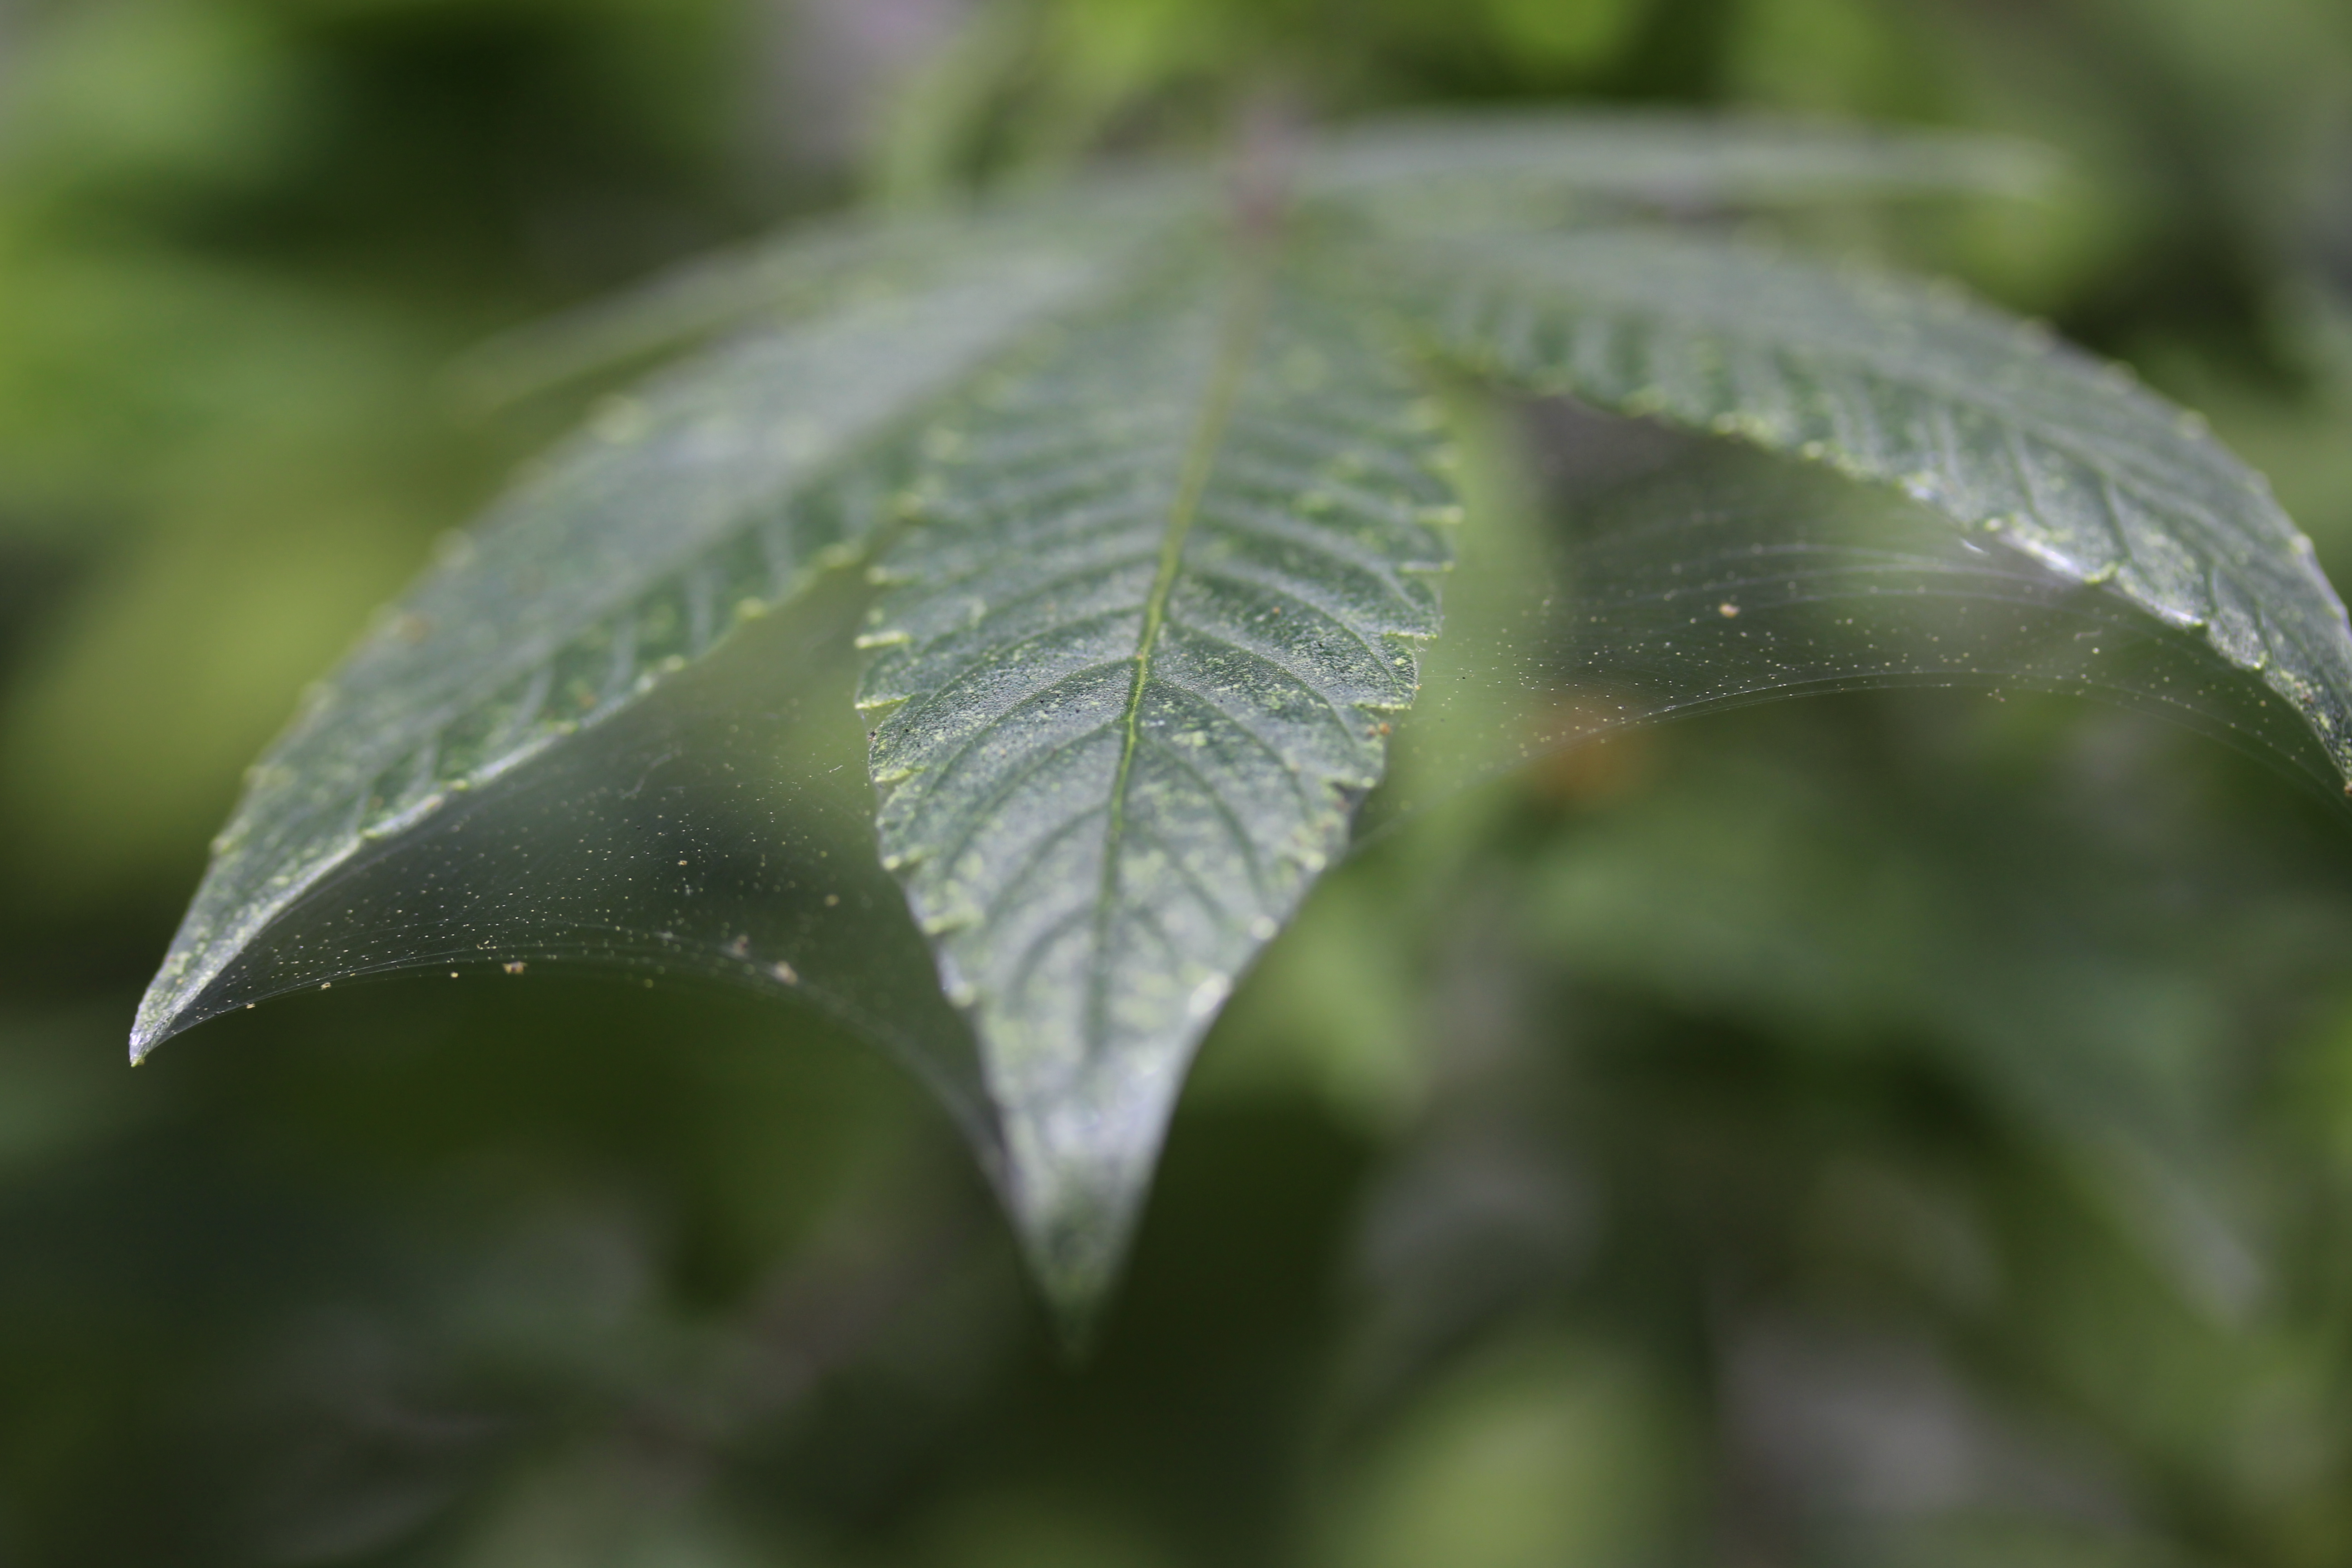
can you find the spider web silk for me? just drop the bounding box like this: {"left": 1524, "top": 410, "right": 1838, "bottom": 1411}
{"left": 153, "top": 402, "right": 2345, "bottom": 1210}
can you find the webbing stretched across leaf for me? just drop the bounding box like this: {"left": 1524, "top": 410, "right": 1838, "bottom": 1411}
{"left": 132, "top": 246, "right": 1127, "bottom": 1057}
{"left": 1361, "top": 228, "right": 2352, "bottom": 774}
{"left": 137, "top": 112, "right": 2352, "bottom": 1333}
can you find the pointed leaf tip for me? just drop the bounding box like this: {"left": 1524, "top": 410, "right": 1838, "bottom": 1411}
{"left": 999, "top": 1084, "right": 1185, "bottom": 1351}
{"left": 860, "top": 255, "right": 1460, "bottom": 1314}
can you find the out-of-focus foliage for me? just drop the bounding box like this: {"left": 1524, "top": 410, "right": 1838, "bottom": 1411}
{"left": 7, "top": 1, "right": 2352, "bottom": 1565}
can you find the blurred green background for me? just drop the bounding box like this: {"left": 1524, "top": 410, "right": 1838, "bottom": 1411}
{"left": 6, "top": 0, "right": 2352, "bottom": 1563}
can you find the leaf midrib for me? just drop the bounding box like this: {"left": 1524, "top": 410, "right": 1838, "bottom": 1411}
{"left": 1090, "top": 251, "right": 1281, "bottom": 1044}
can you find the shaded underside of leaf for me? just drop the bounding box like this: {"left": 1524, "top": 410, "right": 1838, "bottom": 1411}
{"left": 856, "top": 251, "right": 1458, "bottom": 1314}
{"left": 1373, "top": 228, "right": 2352, "bottom": 779}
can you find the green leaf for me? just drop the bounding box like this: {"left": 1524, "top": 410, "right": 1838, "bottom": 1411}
{"left": 136, "top": 112, "right": 2352, "bottom": 1336}
{"left": 132, "top": 243, "right": 1125, "bottom": 1058}
{"left": 446, "top": 176, "right": 1212, "bottom": 412}
{"left": 857, "top": 254, "right": 1457, "bottom": 1313}
{"left": 449, "top": 113, "right": 2045, "bottom": 411}
{"left": 1373, "top": 227, "right": 2352, "bottom": 774}
{"left": 1301, "top": 110, "right": 2057, "bottom": 216}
